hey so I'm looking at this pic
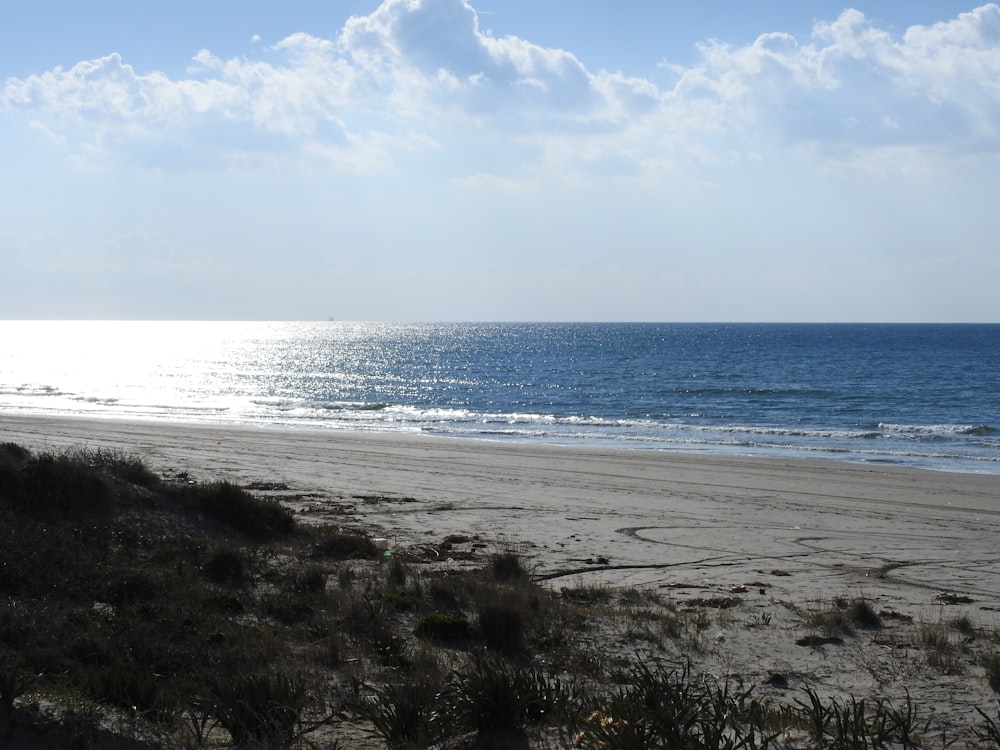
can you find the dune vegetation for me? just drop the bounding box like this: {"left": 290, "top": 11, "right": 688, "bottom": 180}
{"left": 2, "top": 441, "right": 999, "bottom": 749}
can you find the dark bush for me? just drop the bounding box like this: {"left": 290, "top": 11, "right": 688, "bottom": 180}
{"left": 444, "top": 652, "right": 562, "bottom": 733}
{"left": 311, "top": 529, "right": 378, "bottom": 560}
{"left": 209, "top": 672, "right": 307, "bottom": 749}
{"left": 84, "top": 661, "right": 174, "bottom": 720}
{"left": 174, "top": 481, "right": 295, "bottom": 538}
{"left": 103, "top": 568, "right": 161, "bottom": 606}
{"left": 415, "top": 611, "right": 474, "bottom": 644}
{"left": 263, "top": 593, "right": 315, "bottom": 625}
{"left": 479, "top": 602, "right": 524, "bottom": 654}
{"left": 203, "top": 544, "right": 248, "bottom": 586}
{"left": 79, "top": 447, "right": 160, "bottom": 488}
{"left": 0, "top": 442, "right": 29, "bottom": 500}
{"left": 490, "top": 550, "right": 529, "bottom": 583}
{"left": 290, "top": 564, "right": 328, "bottom": 594}
{"left": 0, "top": 514, "right": 98, "bottom": 598}
{"left": 20, "top": 452, "right": 112, "bottom": 516}
{"left": 360, "top": 681, "right": 440, "bottom": 749}
{"left": 847, "top": 597, "right": 883, "bottom": 630}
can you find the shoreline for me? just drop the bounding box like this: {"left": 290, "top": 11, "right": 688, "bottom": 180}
{"left": 3, "top": 408, "right": 998, "bottom": 478}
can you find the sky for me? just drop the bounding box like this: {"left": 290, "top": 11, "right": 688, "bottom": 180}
{"left": 2, "top": 1, "right": 999, "bottom": 322}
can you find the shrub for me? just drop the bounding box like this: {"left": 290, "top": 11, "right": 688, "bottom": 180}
{"left": 0, "top": 442, "right": 29, "bottom": 500}
{"left": 84, "top": 661, "right": 174, "bottom": 720}
{"left": 478, "top": 602, "right": 524, "bottom": 654}
{"left": 489, "top": 550, "right": 529, "bottom": 583}
{"left": 175, "top": 481, "right": 295, "bottom": 538}
{"left": 203, "top": 544, "right": 248, "bottom": 586}
{"left": 76, "top": 447, "right": 160, "bottom": 488}
{"left": 102, "top": 568, "right": 162, "bottom": 606}
{"left": 0, "top": 655, "right": 33, "bottom": 718}
{"left": 290, "top": 564, "right": 328, "bottom": 594}
{"left": 311, "top": 529, "right": 378, "bottom": 560}
{"left": 20, "top": 452, "right": 112, "bottom": 516}
{"left": 263, "top": 592, "right": 315, "bottom": 626}
{"left": 415, "top": 611, "right": 473, "bottom": 644}
{"left": 846, "top": 597, "right": 882, "bottom": 630}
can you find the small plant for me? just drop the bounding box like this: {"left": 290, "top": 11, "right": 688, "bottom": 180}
{"left": 795, "top": 686, "right": 833, "bottom": 746}
{"left": 920, "top": 619, "right": 963, "bottom": 674}
{"left": 443, "top": 652, "right": 568, "bottom": 734}
{"left": 881, "top": 691, "right": 930, "bottom": 748}
{"left": 209, "top": 671, "right": 308, "bottom": 749}
{"left": 386, "top": 557, "right": 408, "bottom": 587}
{"left": 575, "top": 661, "right": 776, "bottom": 750}
{"left": 974, "top": 702, "right": 1000, "bottom": 748}
{"left": 829, "top": 694, "right": 879, "bottom": 749}
{"left": 951, "top": 614, "right": 976, "bottom": 636}
{"left": 806, "top": 596, "right": 882, "bottom": 636}
{"left": 490, "top": 550, "right": 528, "bottom": 582}
{"left": 181, "top": 702, "right": 218, "bottom": 750}
{"left": 793, "top": 688, "right": 929, "bottom": 750}
{"left": 361, "top": 681, "right": 439, "bottom": 749}
{"left": 846, "top": 597, "right": 882, "bottom": 630}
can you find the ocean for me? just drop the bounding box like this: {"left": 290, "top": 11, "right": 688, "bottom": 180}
{"left": 1, "top": 321, "right": 998, "bottom": 474}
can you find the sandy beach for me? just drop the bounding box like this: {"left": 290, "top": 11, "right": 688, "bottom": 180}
{"left": 4, "top": 413, "right": 999, "bottom": 603}
{"left": 5, "top": 413, "right": 1000, "bottom": 744}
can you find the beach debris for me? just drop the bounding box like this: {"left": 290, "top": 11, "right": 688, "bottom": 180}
{"left": 585, "top": 555, "right": 610, "bottom": 565}
{"left": 353, "top": 493, "right": 417, "bottom": 504}
{"left": 879, "top": 609, "right": 913, "bottom": 622}
{"left": 730, "top": 584, "right": 748, "bottom": 593}
{"left": 935, "top": 591, "right": 975, "bottom": 605}
{"left": 796, "top": 635, "right": 844, "bottom": 648}
{"left": 682, "top": 596, "right": 742, "bottom": 609}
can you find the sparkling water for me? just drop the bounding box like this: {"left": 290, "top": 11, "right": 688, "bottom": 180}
{"left": 2, "top": 321, "right": 998, "bottom": 473}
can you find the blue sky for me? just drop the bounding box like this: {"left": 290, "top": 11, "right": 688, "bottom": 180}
{"left": 2, "top": 1, "right": 998, "bottom": 322}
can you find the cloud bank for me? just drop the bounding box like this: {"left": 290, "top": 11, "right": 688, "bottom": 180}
{"left": 4, "top": 0, "right": 1000, "bottom": 176}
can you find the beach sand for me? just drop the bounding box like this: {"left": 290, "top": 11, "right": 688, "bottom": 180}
{"left": 4, "top": 413, "right": 1000, "bottom": 742}
{"left": 5, "top": 414, "right": 999, "bottom": 601}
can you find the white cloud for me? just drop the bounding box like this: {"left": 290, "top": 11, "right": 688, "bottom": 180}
{"left": 4, "top": 1, "right": 1000, "bottom": 175}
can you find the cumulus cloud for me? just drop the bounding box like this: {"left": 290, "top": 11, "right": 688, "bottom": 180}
{"left": 4, "top": 0, "right": 1000, "bottom": 174}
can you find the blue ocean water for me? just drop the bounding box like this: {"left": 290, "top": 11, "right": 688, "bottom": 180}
{"left": 1, "top": 321, "right": 998, "bottom": 474}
